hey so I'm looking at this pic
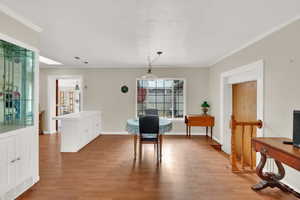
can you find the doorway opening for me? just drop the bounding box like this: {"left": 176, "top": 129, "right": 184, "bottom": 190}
{"left": 220, "top": 60, "right": 264, "bottom": 157}
{"left": 46, "top": 75, "right": 83, "bottom": 134}
{"left": 232, "top": 80, "right": 257, "bottom": 168}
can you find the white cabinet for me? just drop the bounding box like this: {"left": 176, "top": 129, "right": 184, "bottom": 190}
{"left": 54, "top": 111, "right": 102, "bottom": 152}
{"left": 0, "top": 137, "right": 16, "bottom": 195}
{"left": 0, "top": 130, "right": 36, "bottom": 200}
{"left": 15, "top": 132, "right": 32, "bottom": 185}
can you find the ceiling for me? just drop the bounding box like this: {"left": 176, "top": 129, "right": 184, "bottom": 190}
{"left": 1, "top": 0, "right": 300, "bottom": 68}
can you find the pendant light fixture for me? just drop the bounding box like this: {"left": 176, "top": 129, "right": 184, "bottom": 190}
{"left": 141, "top": 51, "right": 163, "bottom": 79}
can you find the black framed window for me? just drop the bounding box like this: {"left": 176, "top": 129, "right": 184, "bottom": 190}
{"left": 137, "top": 79, "right": 185, "bottom": 119}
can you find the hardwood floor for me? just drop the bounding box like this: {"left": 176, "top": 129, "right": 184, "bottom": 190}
{"left": 18, "top": 135, "right": 298, "bottom": 200}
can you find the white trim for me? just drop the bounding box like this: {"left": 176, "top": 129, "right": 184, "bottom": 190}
{"left": 0, "top": 3, "right": 43, "bottom": 32}
{"left": 220, "top": 60, "right": 264, "bottom": 154}
{"left": 34, "top": 176, "right": 40, "bottom": 184}
{"left": 164, "top": 132, "right": 206, "bottom": 136}
{"left": 101, "top": 132, "right": 129, "bottom": 135}
{"left": 210, "top": 15, "right": 300, "bottom": 66}
{"left": 281, "top": 180, "right": 300, "bottom": 194}
{"left": 0, "top": 32, "right": 39, "bottom": 52}
{"left": 135, "top": 78, "right": 186, "bottom": 120}
{"left": 212, "top": 136, "right": 221, "bottom": 144}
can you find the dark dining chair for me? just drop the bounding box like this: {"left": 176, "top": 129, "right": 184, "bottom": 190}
{"left": 145, "top": 109, "right": 158, "bottom": 116}
{"left": 139, "top": 115, "right": 161, "bottom": 162}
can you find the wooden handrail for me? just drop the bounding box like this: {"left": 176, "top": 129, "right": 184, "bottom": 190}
{"left": 232, "top": 120, "right": 263, "bottom": 128}
{"left": 230, "top": 115, "right": 263, "bottom": 172}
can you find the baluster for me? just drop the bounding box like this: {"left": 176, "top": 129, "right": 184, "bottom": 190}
{"left": 231, "top": 116, "right": 239, "bottom": 172}
{"left": 241, "top": 125, "right": 245, "bottom": 170}
{"left": 250, "top": 125, "right": 254, "bottom": 170}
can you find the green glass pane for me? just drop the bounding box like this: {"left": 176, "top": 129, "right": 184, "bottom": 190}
{"left": 0, "top": 40, "right": 35, "bottom": 132}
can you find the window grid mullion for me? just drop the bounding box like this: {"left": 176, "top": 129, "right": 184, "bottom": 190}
{"left": 172, "top": 80, "right": 174, "bottom": 119}
{"left": 163, "top": 80, "right": 165, "bottom": 118}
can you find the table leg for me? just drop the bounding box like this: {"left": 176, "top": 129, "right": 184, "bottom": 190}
{"left": 186, "top": 124, "right": 188, "bottom": 136}
{"left": 189, "top": 126, "right": 191, "bottom": 137}
{"left": 133, "top": 135, "right": 137, "bottom": 159}
{"left": 206, "top": 127, "right": 208, "bottom": 137}
{"left": 252, "top": 150, "right": 300, "bottom": 198}
{"left": 211, "top": 126, "right": 213, "bottom": 139}
{"left": 159, "top": 134, "right": 163, "bottom": 161}
{"left": 139, "top": 138, "right": 142, "bottom": 161}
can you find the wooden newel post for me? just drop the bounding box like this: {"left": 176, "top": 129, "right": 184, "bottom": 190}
{"left": 230, "top": 116, "right": 263, "bottom": 172}
{"left": 230, "top": 115, "right": 239, "bottom": 172}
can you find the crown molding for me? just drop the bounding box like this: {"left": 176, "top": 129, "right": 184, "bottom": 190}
{"left": 0, "top": 32, "right": 39, "bottom": 52}
{"left": 209, "top": 15, "right": 300, "bottom": 66}
{"left": 0, "top": 3, "right": 42, "bottom": 33}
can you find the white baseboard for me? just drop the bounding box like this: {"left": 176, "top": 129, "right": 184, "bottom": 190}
{"left": 43, "top": 130, "right": 56, "bottom": 134}
{"left": 101, "top": 131, "right": 207, "bottom": 136}
{"left": 212, "top": 136, "right": 222, "bottom": 144}
{"left": 164, "top": 132, "right": 206, "bottom": 136}
{"left": 281, "top": 180, "right": 300, "bottom": 194}
{"left": 101, "top": 132, "right": 128, "bottom": 135}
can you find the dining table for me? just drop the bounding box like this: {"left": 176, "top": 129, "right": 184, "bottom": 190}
{"left": 126, "top": 118, "right": 173, "bottom": 159}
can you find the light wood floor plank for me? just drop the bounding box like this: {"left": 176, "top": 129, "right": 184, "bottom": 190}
{"left": 18, "top": 135, "right": 298, "bottom": 200}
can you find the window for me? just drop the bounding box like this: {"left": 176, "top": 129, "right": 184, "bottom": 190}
{"left": 136, "top": 79, "right": 185, "bottom": 119}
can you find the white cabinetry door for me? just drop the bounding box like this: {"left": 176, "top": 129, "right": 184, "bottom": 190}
{"left": 0, "top": 137, "right": 16, "bottom": 195}
{"left": 94, "top": 115, "right": 100, "bottom": 138}
{"left": 0, "top": 128, "right": 37, "bottom": 200}
{"left": 88, "top": 119, "right": 93, "bottom": 141}
{"left": 15, "top": 132, "right": 32, "bottom": 184}
{"left": 79, "top": 118, "right": 89, "bottom": 148}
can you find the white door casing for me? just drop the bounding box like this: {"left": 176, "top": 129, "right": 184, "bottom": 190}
{"left": 46, "top": 75, "right": 83, "bottom": 134}
{"left": 220, "top": 60, "right": 264, "bottom": 154}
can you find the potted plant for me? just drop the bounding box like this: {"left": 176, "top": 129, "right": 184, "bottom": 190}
{"left": 201, "top": 101, "right": 210, "bottom": 115}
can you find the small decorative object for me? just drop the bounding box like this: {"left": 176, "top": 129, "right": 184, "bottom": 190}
{"left": 201, "top": 101, "right": 210, "bottom": 115}
{"left": 121, "top": 85, "right": 129, "bottom": 93}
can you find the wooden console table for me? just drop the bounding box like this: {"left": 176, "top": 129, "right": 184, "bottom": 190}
{"left": 252, "top": 137, "right": 300, "bottom": 198}
{"left": 184, "top": 115, "right": 214, "bottom": 137}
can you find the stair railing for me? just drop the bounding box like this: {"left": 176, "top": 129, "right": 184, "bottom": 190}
{"left": 230, "top": 115, "right": 263, "bottom": 172}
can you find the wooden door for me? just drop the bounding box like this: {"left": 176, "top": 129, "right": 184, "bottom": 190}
{"left": 232, "top": 81, "right": 257, "bottom": 167}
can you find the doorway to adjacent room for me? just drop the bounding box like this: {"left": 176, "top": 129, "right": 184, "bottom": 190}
{"left": 220, "top": 60, "right": 264, "bottom": 159}
{"left": 46, "top": 75, "right": 83, "bottom": 134}
{"left": 232, "top": 80, "right": 257, "bottom": 167}
{"left": 55, "top": 78, "right": 82, "bottom": 131}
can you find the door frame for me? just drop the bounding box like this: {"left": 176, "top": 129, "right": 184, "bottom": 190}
{"left": 46, "top": 75, "right": 83, "bottom": 134}
{"left": 220, "top": 60, "right": 264, "bottom": 154}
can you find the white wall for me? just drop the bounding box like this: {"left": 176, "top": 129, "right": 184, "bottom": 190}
{"left": 0, "top": 11, "right": 39, "bottom": 48}
{"left": 59, "top": 79, "right": 79, "bottom": 89}
{"left": 40, "top": 67, "right": 210, "bottom": 134}
{"left": 209, "top": 19, "right": 300, "bottom": 191}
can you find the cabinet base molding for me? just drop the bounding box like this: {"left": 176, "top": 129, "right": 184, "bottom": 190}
{"left": 1, "top": 177, "right": 34, "bottom": 200}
